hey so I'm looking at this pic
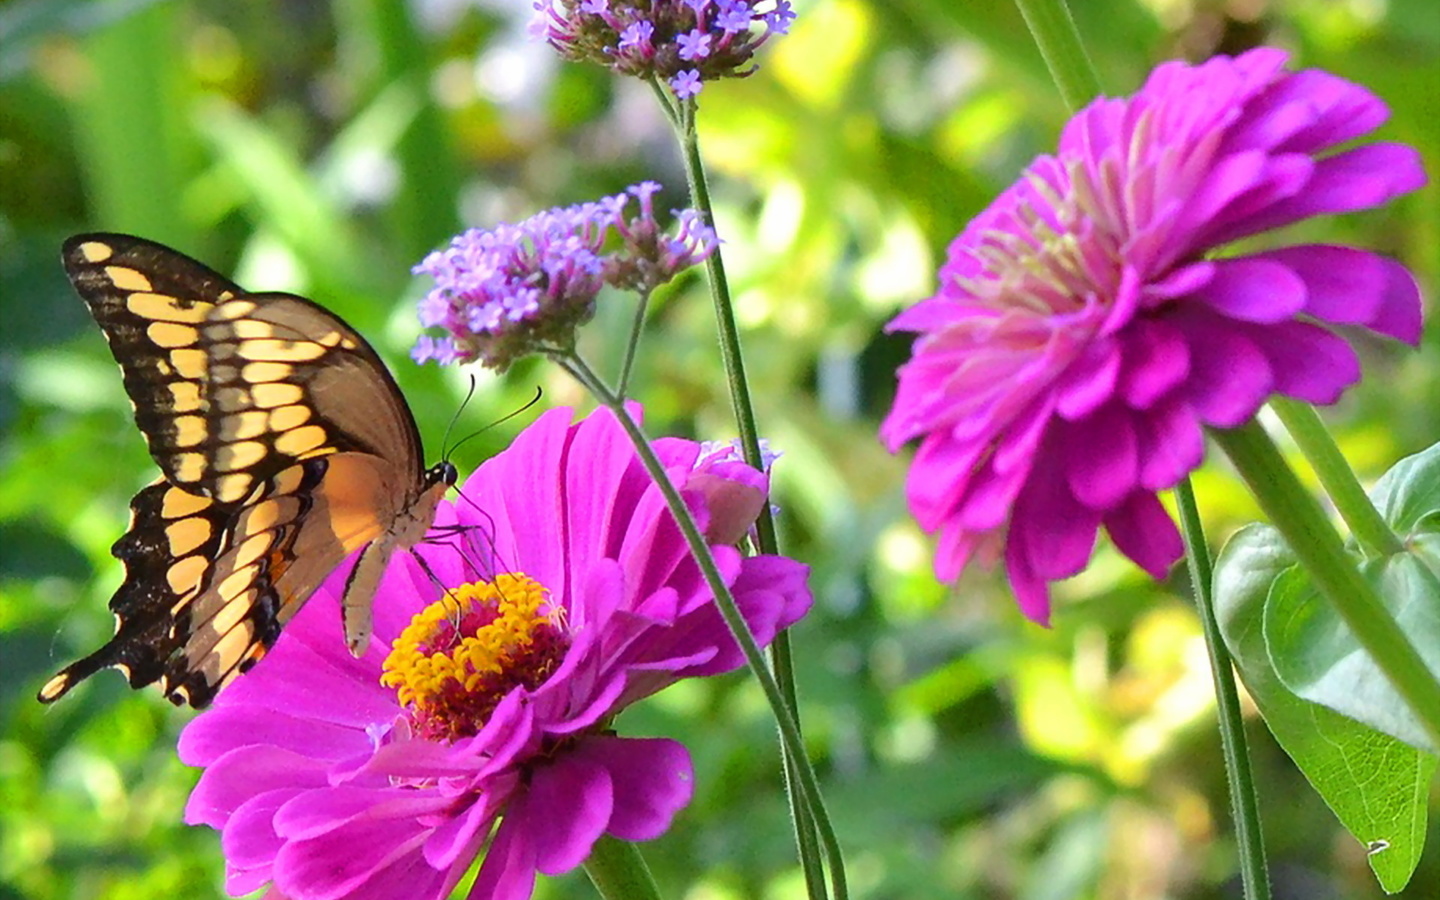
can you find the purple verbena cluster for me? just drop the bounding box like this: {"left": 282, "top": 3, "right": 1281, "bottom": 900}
{"left": 412, "top": 181, "right": 718, "bottom": 370}
{"left": 531, "top": 0, "right": 795, "bottom": 99}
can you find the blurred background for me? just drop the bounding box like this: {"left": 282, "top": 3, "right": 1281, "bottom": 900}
{"left": 2, "top": 1, "right": 1438, "bottom": 898}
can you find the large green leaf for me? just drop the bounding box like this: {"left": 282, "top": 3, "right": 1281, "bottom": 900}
{"left": 1265, "top": 550, "right": 1440, "bottom": 754}
{"left": 1215, "top": 525, "right": 1434, "bottom": 893}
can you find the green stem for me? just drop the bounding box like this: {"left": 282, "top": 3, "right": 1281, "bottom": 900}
{"left": 1213, "top": 421, "right": 1440, "bottom": 748}
{"left": 1013, "top": 0, "right": 1102, "bottom": 110}
{"left": 617, "top": 287, "right": 652, "bottom": 398}
{"left": 670, "top": 93, "right": 773, "bottom": 530}
{"left": 583, "top": 835, "right": 662, "bottom": 900}
{"left": 662, "top": 78, "right": 820, "bottom": 896}
{"left": 555, "top": 353, "right": 848, "bottom": 900}
{"left": 1270, "top": 398, "right": 1405, "bottom": 557}
{"left": 1174, "top": 479, "right": 1271, "bottom": 900}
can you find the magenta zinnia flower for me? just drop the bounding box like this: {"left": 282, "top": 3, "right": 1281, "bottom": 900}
{"left": 882, "top": 48, "right": 1425, "bottom": 623}
{"left": 179, "top": 406, "right": 811, "bottom": 900}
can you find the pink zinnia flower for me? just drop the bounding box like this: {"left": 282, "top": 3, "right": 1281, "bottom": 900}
{"left": 882, "top": 48, "right": 1425, "bottom": 624}
{"left": 179, "top": 406, "right": 811, "bottom": 900}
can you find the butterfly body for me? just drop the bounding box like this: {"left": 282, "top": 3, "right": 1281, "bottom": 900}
{"left": 39, "top": 234, "right": 454, "bottom": 708}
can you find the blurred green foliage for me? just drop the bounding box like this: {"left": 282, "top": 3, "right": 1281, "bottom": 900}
{"left": 1, "top": 1, "right": 1437, "bottom": 898}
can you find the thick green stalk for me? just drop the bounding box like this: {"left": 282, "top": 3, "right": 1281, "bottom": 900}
{"left": 1174, "top": 480, "right": 1271, "bottom": 900}
{"left": 1213, "top": 422, "right": 1440, "bottom": 748}
{"left": 1013, "top": 0, "right": 1102, "bottom": 109}
{"left": 1270, "top": 398, "right": 1405, "bottom": 557}
{"left": 660, "top": 86, "right": 822, "bottom": 898}
{"left": 556, "top": 354, "right": 848, "bottom": 900}
{"left": 584, "top": 835, "right": 662, "bottom": 900}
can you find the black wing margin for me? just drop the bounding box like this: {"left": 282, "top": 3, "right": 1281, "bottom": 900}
{"left": 38, "top": 461, "right": 332, "bottom": 708}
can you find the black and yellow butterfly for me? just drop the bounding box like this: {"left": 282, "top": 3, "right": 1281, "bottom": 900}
{"left": 39, "top": 233, "right": 456, "bottom": 708}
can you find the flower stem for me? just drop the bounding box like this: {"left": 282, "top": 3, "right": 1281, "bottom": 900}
{"left": 1174, "top": 478, "right": 1271, "bottom": 900}
{"left": 618, "top": 286, "right": 652, "bottom": 398}
{"left": 583, "top": 835, "right": 662, "bottom": 900}
{"left": 556, "top": 353, "right": 848, "bottom": 900}
{"left": 1013, "top": 0, "right": 1102, "bottom": 110}
{"left": 1270, "top": 398, "right": 1405, "bottom": 558}
{"left": 1213, "top": 421, "right": 1440, "bottom": 748}
{"left": 662, "top": 76, "right": 819, "bottom": 896}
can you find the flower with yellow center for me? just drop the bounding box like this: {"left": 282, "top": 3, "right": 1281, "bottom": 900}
{"left": 381, "top": 573, "right": 568, "bottom": 742}
{"left": 179, "top": 405, "right": 813, "bottom": 900}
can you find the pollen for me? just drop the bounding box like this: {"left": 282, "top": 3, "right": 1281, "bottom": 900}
{"left": 381, "top": 573, "right": 568, "bottom": 741}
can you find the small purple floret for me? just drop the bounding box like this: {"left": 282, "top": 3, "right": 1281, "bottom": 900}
{"left": 412, "top": 183, "right": 717, "bottom": 370}
{"left": 531, "top": 0, "right": 794, "bottom": 97}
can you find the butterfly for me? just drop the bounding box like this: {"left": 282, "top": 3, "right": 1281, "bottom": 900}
{"left": 38, "top": 233, "right": 456, "bottom": 709}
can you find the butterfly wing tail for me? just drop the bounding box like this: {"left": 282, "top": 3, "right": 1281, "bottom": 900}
{"left": 39, "top": 480, "right": 221, "bottom": 704}
{"left": 37, "top": 617, "right": 176, "bottom": 703}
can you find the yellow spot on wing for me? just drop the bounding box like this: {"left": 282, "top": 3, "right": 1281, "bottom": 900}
{"left": 216, "top": 565, "right": 259, "bottom": 602}
{"left": 242, "top": 361, "right": 293, "bottom": 383}
{"left": 213, "top": 300, "right": 256, "bottom": 320}
{"left": 147, "top": 322, "right": 199, "bottom": 349}
{"left": 77, "top": 241, "right": 113, "bottom": 263}
{"left": 238, "top": 339, "right": 327, "bottom": 362}
{"left": 127, "top": 291, "right": 210, "bottom": 323}
{"left": 106, "top": 266, "right": 153, "bottom": 291}
{"left": 274, "top": 425, "right": 328, "bottom": 457}
{"left": 171, "top": 415, "right": 206, "bottom": 448}
{"left": 162, "top": 488, "right": 211, "bottom": 519}
{"left": 216, "top": 440, "right": 267, "bottom": 473}
{"left": 169, "top": 381, "right": 202, "bottom": 412}
{"left": 39, "top": 672, "right": 75, "bottom": 702}
{"left": 166, "top": 518, "right": 212, "bottom": 555}
{"left": 216, "top": 473, "right": 255, "bottom": 503}
{"left": 172, "top": 348, "right": 207, "bottom": 379}
{"left": 245, "top": 498, "right": 295, "bottom": 532}
{"left": 221, "top": 410, "right": 270, "bottom": 441}
{"left": 230, "top": 320, "right": 274, "bottom": 339}
{"left": 234, "top": 533, "right": 273, "bottom": 568}
{"left": 207, "top": 588, "right": 258, "bottom": 636}
{"left": 167, "top": 554, "right": 209, "bottom": 593}
{"left": 271, "top": 464, "right": 305, "bottom": 494}
{"left": 173, "top": 452, "right": 206, "bottom": 482}
{"left": 268, "top": 404, "right": 311, "bottom": 430}
{"left": 206, "top": 621, "right": 257, "bottom": 678}
{"left": 317, "top": 331, "right": 359, "bottom": 350}
{"left": 252, "top": 383, "right": 303, "bottom": 409}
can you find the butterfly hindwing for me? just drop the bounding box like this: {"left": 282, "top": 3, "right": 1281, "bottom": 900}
{"left": 40, "top": 461, "right": 335, "bottom": 707}
{"left": 43, "top": 234, "right": 453, "bottom": 709}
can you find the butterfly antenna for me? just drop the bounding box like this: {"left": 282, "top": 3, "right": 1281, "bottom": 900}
{"left": 438, "top": 374, "right": 481, "bottom": 462}
{"left": 445, "top": 385, "right": 544, "bottom": 464}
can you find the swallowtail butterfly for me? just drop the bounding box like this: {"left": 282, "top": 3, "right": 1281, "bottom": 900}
{"left": 39, "top": 234, "right": 455, "bottom": 708}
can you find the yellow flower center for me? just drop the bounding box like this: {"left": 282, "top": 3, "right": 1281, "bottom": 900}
{"left": 380, "top": 573, "right": 568, "bottom": 741}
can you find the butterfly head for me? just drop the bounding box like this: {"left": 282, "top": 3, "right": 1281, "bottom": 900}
{"left": 427, "top": 460, "right": 459, "bottom": 491}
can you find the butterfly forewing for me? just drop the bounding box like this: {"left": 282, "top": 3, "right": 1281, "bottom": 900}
{"left": 61, "top": 235, "right": 423, "bottom": 502}
{"left": 41, "top": 234, "right": 449, "bottom": 708}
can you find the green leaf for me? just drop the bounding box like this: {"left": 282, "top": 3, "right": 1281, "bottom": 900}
{"left": 1368, "top": 442, "right": 1440, "bottom": 533}
{"left": 1215, "top": 525, "right": 1434, "bottom": 893}
{"left": 1265, "top": 549, "right": 1440, "bottom": 754}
